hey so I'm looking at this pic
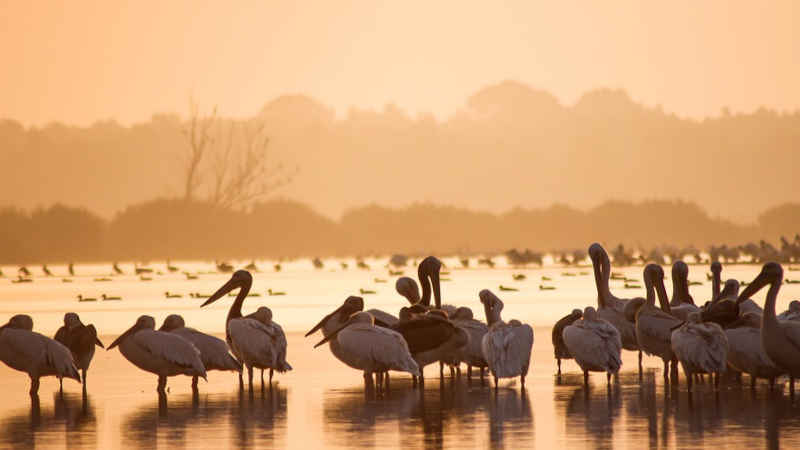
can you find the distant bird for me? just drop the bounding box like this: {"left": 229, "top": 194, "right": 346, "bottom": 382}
{"left": 359, "top": 288, "right": 377, "bottom": 295}
{"left": 274, "top": 264, "right": 282, "bottom": 272}
{"left": 166, "top": 260, "right": 179, "bottom": 272}
{"left": 108, "top": 315, "right": 206, "bottom": 394}
{"left": 312, "top": 258, "right": 324, "bottom": 269}
{"left": 134, "top": 263, "right": 153, "bottom": 275}
{"left": 216, "top": 261, "right": 234, "bottom": 273}
{"left": 340, "top": 262, "right": 349, "bottom": 270}
{"left": 451, "top": 306, "right": 489, "bottom": 381}
{"left": 374, "top": 278, "right": 387, "bottom": 283}
{"left": 62, "top": 278, "right": 73, "bottom": 283}
{"left": 42, "top": 265, "right": 52, "bottom": 277}
{"left": 357, "top": 260, "right": 370, "bottom": 270}
{"left": 201, "top": 270, "right": 292, "bottom": 390}
{"left": 158, "top": 314, "right": 241, "bottom": 390}
{"left": 671, "top": 312, "right": 729, "bottom": 391}
{"left": 738, "top": 263, "right": 800, "bottom": 395}
{"left": 93, "top": 277, "right": 112, "bottom": 282}
{"left": 68, "top": 263, "right": 75, "bottom": 276}
{"left": 165, "top": 292, "right": 182, "bottom": 299}
{"left": 499, "top": 285, "right": 518, "bottom": 292}
{"left": 101, "top": 294, "right": 121, "bottom": 301}
{"left": 562, "top": 306, "right": 622, "bottom": 385}
{"left": 480, "top": 290, "right": 533, "bottom": 389}
{"left": 77, "top": 295, "right": 97, "bottom": 302}
{"left": 245, "top": 261, "right": 259, "bottom": 272}
{"left": 539, "top": 285, "right": 556, "bottom": 291}
{"left": 552, "top": 309, "right": 583, "bottom": 376}
{"left": 185, "top": 273, "right": 199, "bottom": 280}
{"left": 267, "top": 288, "right": 286, "bottom": 296}
{"left": 512, "top": 274, "right": 526, "bottom": 281}
{"left": 0, "top": 314, "right": 80, "bottom": 395}
{"left": 542, "top": 276, "right": 552, "bottom": 281}
{"left": 312, "top": 311, "right": 420, "bottom": 394}
{"left": 54, "top": 313, "right": 103, "bottom": 393}
{"left": 18, "top": 266, "right": 31, "bottom": 277}
{"left": 112, "top": 262, "right": 123, "bottom": 275}
{"left": 139, "top": 276, "right": 152, "bottom": 281}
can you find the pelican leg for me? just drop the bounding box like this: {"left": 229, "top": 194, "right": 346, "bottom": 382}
{"left": 238, "top": 372, "right": 244, "bottom": 391}
{"left": 638, "top": 351, "right": 643, "bottom": 376}
{"left": 662, "top": 360, "right": 669, "bottom": 381}
{"left": 59, "top": 377, "right": 63, "bottom": 393}
{"left": 30, "top": 376, "right": 40, "bottom": 396}
{"left": 480, "top": 367, "right": 485, "bottom": 386}
{"left": 583, "top": 371, "right": 589, "bottom": 386}
{"left": 520, "top": 375, "right": 526, "bottom": 390}
{"left": 467, "top": 365, "right": 472, "bottom": 381}
{"left": 687, "top": 372, "right": 693, "bottom": 393}
{"left": 557, "top": 359, "right": 562, "bottom": 376}
{"left": 269, "top": 369, "right": 274, "bottom": 387}
{"left": 192, "top": 376, "right": 199, "bottom": 392}
{"left": 769, "top": 377, "right": 775, "bottom": 391}
{"left": 260, "top": 369, "right": 265, "bottom": 390}
{"left": 714, "top": 372, "right": 720, "bottom": 391}
{"left": 157, "top": 375, "right": 167, "bottom": 394}
{"left": 384, "top": 372, "right": 390, "bottom": 392}
{"left": 247, "top": 366, "right": 254, "bottom": 393}
{"left": 791, "top": 377, "right": 795, "bottom": 397}
{"left": 457, "top": 366, "right": 461, "bottom": 378}
{"left": 750, "top": 375, "right": 757, "bottom": 390}
{"left": 412, "top": 375, "right": 418, "bottom": 388}
{"left": 439, "top": 362, "right": 444, "bottom": 379}
{"left": 82, "top": 369, "right": 87, "bottom": 394}
{"left": 607, "top": 372, "right": 611, "bottom": 384}
{"left": 450, "top": 365, "right": 456, "bottom": 378}
{"left": 494, "top": 375, "right": 499, "bottom": 390}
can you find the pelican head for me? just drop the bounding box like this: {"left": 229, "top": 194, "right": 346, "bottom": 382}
{"left": 418, "top": 256, "right": 442, "bottom": 308}
{"left": 395, "top": 277, "right": 421, "bottom": 304}
{"left": 1, "top": 314, "right": 34, "bottom": 331}
{"left": 158, "top": 314, "right": 186, "bottom": 331}
{"left": 479, "top": 289, "right": 504, "bottom": 324}
{"left": 737, "top": 262, "right": 783, "bottom": 303}
{"left": 305, "top": 296, "right": 364, "bottom": 337}
{"left": 672, "top": 260, "right": 689, "bottom": 282}
{"left": 719, "top": 279, "right": 740, "bottom": 299}
{"left": 313, "top": 311, "right": 373, "bottom": 348}
{"left": 108, "top": 315, "right": 156, "bottom": 350}
{"left": 583, "top": 306, "right": 598, "bottom": 321}
{"left": 201, "top": 270, "right": 253, "bottom": 307}
{"left": 644, "top": 263, "right": 669, "bottom": 307}
{"left": 250, "top": 306, "right": 273, "bottom": 325}
{"left": 790, "top": 300, "right": 800, "bottom": 313}
{"left": 710, "top": 261, "right": 722, "bottom": 275}
{"left": 64, "top": 312, "right": 82, "bottom": 329}
{"left": 453, "top": 306, "right": 474, "bottom": 320}
{"left": 588, "top": 243, "right": 607, "bottom": 265}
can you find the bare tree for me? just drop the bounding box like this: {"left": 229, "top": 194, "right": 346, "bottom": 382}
{"left": 181, "top": 98, "right": 294, "bottom": 209}
{"left": 181, "top": 99, "right": 216, "bottom": 200}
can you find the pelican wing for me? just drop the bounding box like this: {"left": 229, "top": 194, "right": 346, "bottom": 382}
{"left": 228, "top": 318, "right": 291, "bottom": 371}
{"left": 780, "top": 321, "right": 800, "bottom": 355}
{"left": 43, "top": 336, "right": 81, "bottom": 381}
{"left": 175, "top": 327, "right": 242, "bottom": 372}
{"left": 366, "top": 309, "right": 399, "bottom": 327}
{"left": 54, "top": 326, "right": 68, "bottom": 346}
{"left": 337, "top": 324, "right": 420, "bottom": 375}
{"left": 671, "top": 323, "right": 728, "bottom": 373}
{"left": 563, "top": 321, "right": 622, "bottom": 372}
{"left": 1, "top": 329, "right": 80, "bottom": 381}
{"left": 482, "top": 323, "right": 533, "bottom": 378}
{"left": 638, "top": 309, "right": 682, "bottom": 346}
{"left": 133, "top": 330, "right": 206, "bottom": 377}
{"left": 393, "top": 317, "right": 455, "bottom": 354}
{"left": 453, "top": 319, "right": 488, "bottom": 366}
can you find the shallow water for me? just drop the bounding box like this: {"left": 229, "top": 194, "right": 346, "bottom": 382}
{"left": 1, "top": 258, "right": 800, "bottom": 449}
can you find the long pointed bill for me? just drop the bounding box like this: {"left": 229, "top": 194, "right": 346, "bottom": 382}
{"left": 669, "top": 321, "right": 685, "bottom": 332}
{"left": 737, "top": 272, "right": 769, "bottom": 304}
{"left": 313, "top": 320, "right": 352, "bottom": 348}
{"left": 95, "top": 337, "right": 105, "bottom": 348}
{"left": 305, "top": 305, "right": 343, "bottom": 337}
{"left": 656, "top": 281, "right": 671, "bottom": 315}
{"left": 201, "top": 278, "right": 241, "bottom": 307}
{"left": 107, "top": 324, "right": 138, "bottom": 350}
{"left": 431, "top": 270, "right": 441, "bottom": 310}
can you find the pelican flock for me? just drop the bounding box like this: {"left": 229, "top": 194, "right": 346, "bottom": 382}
{"left": 3, "top": 248, "right": 800, "bottom": 416}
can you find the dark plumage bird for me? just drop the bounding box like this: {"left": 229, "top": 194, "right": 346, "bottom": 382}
{"left": 552, "top": 308, "right": 583, "bottom": 376}
{"left": 53, "top": 313, "right": 104, "bottom": 393}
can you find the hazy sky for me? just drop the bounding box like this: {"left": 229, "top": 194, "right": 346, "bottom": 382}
{"left": 1, "top": 1, "right": 798, "bottom": 126}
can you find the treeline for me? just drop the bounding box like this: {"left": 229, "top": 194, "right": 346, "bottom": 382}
{"left": 1, "top": 198, "right": 798, "bottom": 264}
{"left": 1, "top": 81, "right": 799, "bottom": 223}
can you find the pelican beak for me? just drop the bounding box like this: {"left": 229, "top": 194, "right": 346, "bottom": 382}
{"left": 656, "top": 280, "right": 670, "bottom": 312}
{"left": 431, "top": 270, "right": 441, "bottom": 310}
{"left": 669, "top": 321, "right": 685, "bottom": 332}
{"left": 95, "top": 337, "right": 105, "bottom": 348}
{"left": 737, "top": 272, "right": 769, "bottom": 304}
{"left": 313, "top": 318, "right": 353, "bottom": 348}
{"left": 305, "top": 304, "right": 344, "bottom": 337}
{"left": 201, "top": 277, "right": 241, "bottom": 307}
{"left": 107, "top": 323, "right": 139, "bottom": 350}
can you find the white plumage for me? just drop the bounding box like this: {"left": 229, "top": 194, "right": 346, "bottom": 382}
{"left": 451, "top": 307, "right": 489, "bottom": 374}
{"left": 228, "top": 313, "right": 292, "bottom": 374}
{"left": 480, "top": 290, "right": 533, "bottom": 388}
{"left": 562, "top": 306, "right": 621, "bottom": 382}
{"left": 725, "top": 322, "right": 784, "bottom": 383}
{"left": 634, "top": 264, "right": 682, "bottom": 380}
{"left": 108, "top": 315, "right": 206, "bottom": 393}
{"left": 0, "top": 315, "right": 81, "bottom": 395}
{"left": 671, "top": 312, "right": 728, "bottom": 391}
{"left": 329, "top": 312, "right": 420, "bottom": 376}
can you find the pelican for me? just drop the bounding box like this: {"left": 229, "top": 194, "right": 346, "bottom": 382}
{"left": 562, "top": 306, "right": 622, "bottom": 385}
{"left": 77, "top": 295, "right": 96, "bottom": 302}
{"left": 671, "top": 312, "right": 728, "bottom": 391}
{"left": 165, "top": 292, "right": 182, "bottom": 299}
{"left": 313, "top": 311, "right": 420, "bottom": 392}
{"left": 480, "top": 290, "right": 533, "bottom": 389}
{"left": 777, "top": 300, "right": 800, "bottom": 321}
{"left": 630, "top": 264, "right": 682, "bottom": 381}
{"left": 724, "top": 312, "right": 784, "bottom": 388}
{"left": 552, "top": 309, "right": 583, "bottom": 376}
{"left": 200, "top": 270, "right": 292, "bottom": 390}
{"left": 738, "top": 262, "right": 800, "bottom": 395}
{"left": 589, "top": 244, "right": 640, "bottom": 368}
{"left": 108, "top": 315, "right": 206, "bottom": 393}
{"left": 451, "top": 306, "right": 489, "bottom": 380}
{"left": 701, "top": 278, "right": 750, "bottom": 327}
{"left": 669, "top": 261, "right": 700, "bottom": 320}
{"left": 710, "top": 261, "right": 722, "bottom": 301}
{"left": 53, "top": 313, "right": 103, "bottom": 393}
{"left": 101, "top": 294, "right": 121, "bottom": 301}
{"left": 0, "top": 315, "right": 81, "bottom": 395}
{"left": 158, "top": 314, "right": 241, "bottom": 390}
{"left": 365, "top": 256, "right": 448, "bottom": 327}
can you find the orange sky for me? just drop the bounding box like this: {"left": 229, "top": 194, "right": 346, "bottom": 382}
{"left": 1, "top": 1, "right": 798, "bottom": 126}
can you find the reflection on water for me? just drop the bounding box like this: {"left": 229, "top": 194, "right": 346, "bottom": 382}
{"left": 121, "top": 388, "right": 288, "bottom": 448}
{"left": 323, "top": 380, "right": 532, "bottom": 448}
{"left": 0, "top": 392, "right": 96, "bottom": 448}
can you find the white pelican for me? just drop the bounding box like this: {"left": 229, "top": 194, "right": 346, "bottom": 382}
{"left": 777, "top": 300, "right": 800, "bottom": 321}
{"left": 671, "top": 312, "right": 728, "bottom": 391}
{"left": 562, "top": 306, "right": 622, "bottom": 384}
{"left": 0, "top": 315, "right": 81, "bottom": 395}
{"left": 53, "top": 313, "right": 104, "bottom": 393}
{"left": 631, "top": 264, "right": 682, "bottom": 381}
{"left": 480, "top": 290, "right": 534, "bottom": 389}
{"left": 552, "top": 309, "right": 583, "bottom": 376}
{"left": 313, "top": 311, "right": 420, "bottom": 392}
{"left": 108, "top": 315, "right": 206, "bottom": 393}
{"left": 669, "top": 261, "right": 700, "bottom": 321}
{"left": 588, "top": 244, "right": 640, "bottom": 366}
{"left": 158, "top": 314, "right": 242, "bottom": 390}
{"left": 738, "top": 262, "right": 800, "bottom": 395}
{"left": 201, "top": 270, "right": 292, "bottom": 391}
{"left": 451, "top": 306, "right": 489, "bottom": 380}
{"left": 724, "top": 312, "right": 784, "bottom": 389}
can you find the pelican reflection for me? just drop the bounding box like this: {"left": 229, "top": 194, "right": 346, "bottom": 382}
{"left": 0, "top": 392, "right": 97, "bottom": 448}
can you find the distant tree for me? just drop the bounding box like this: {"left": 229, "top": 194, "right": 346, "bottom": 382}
{"left": 181, "top": 98, "right": 216, "bottom": 201}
